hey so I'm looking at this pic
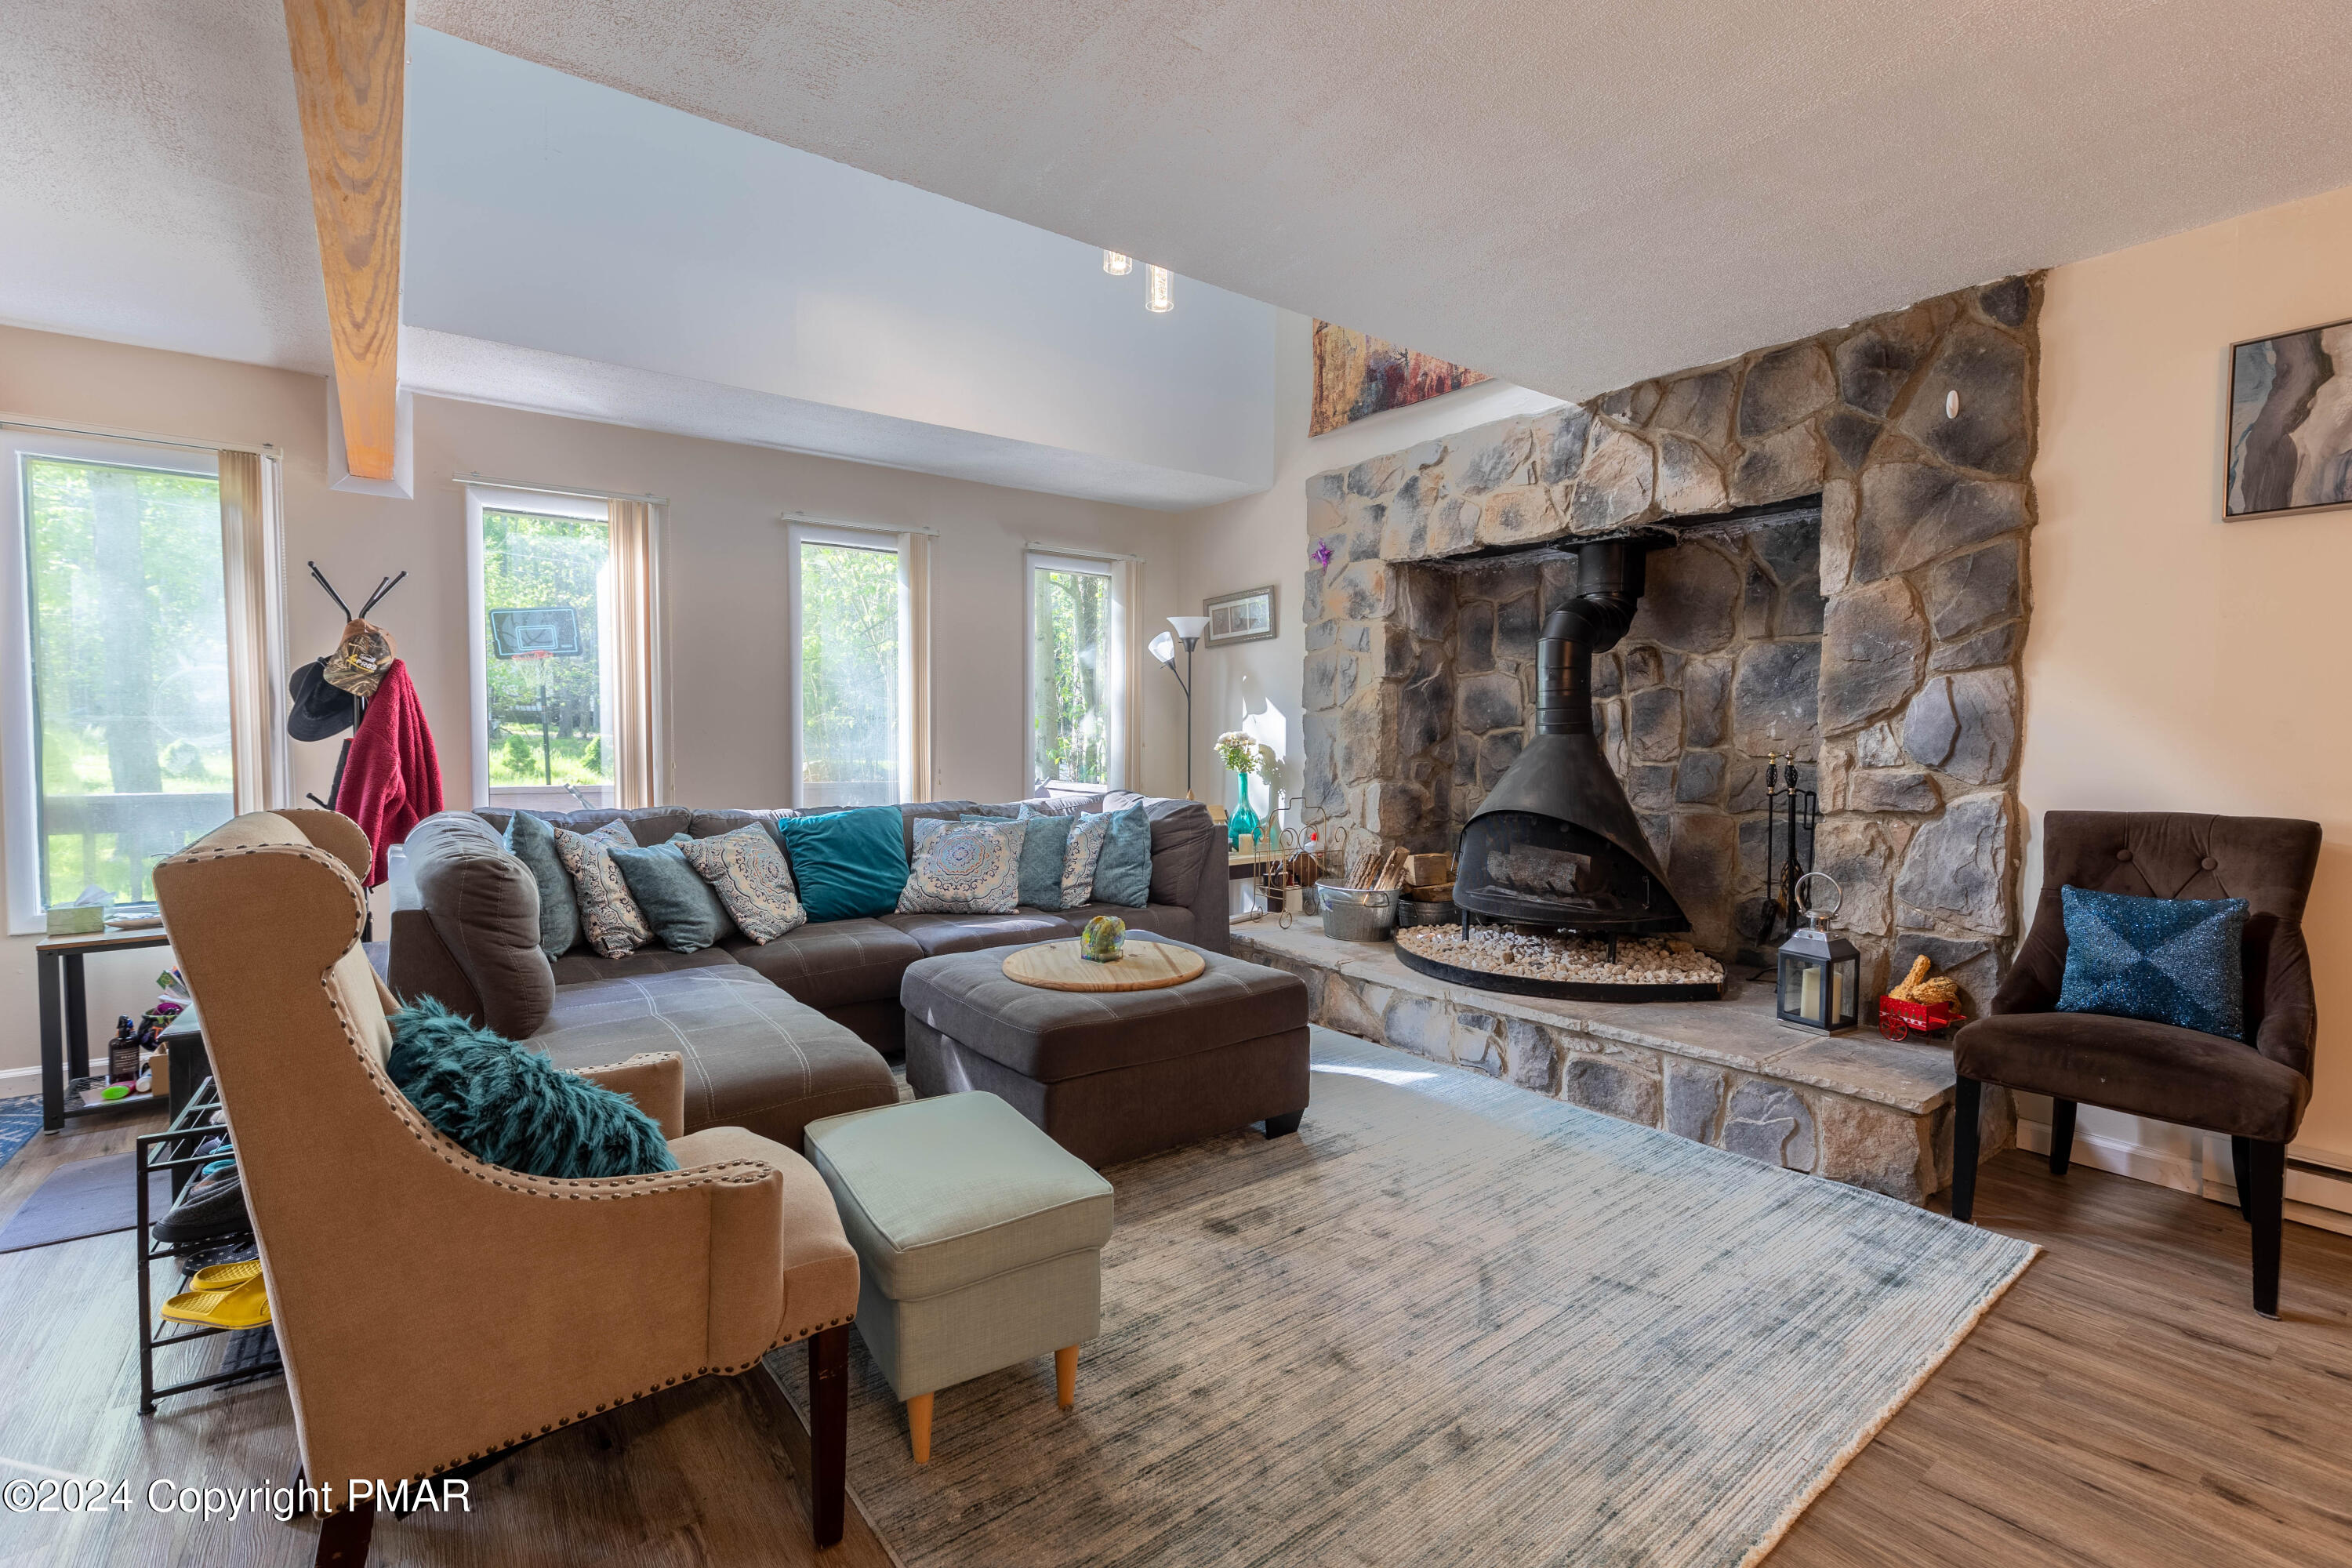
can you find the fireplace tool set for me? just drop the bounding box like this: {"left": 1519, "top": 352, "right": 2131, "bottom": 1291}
{"left": 1744, "top": 746, "right": 1818, "bottom": 957}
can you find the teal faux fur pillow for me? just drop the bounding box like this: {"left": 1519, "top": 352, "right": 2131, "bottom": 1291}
{"left": 387, "top": 997, "right": 678, "bottom": 1178}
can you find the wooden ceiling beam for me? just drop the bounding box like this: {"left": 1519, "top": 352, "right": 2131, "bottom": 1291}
{"left": 284, "top": 0, "right": 405, "bottom": 481}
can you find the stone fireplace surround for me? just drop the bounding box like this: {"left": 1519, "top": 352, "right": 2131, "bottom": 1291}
{"left": 1301, "top": 274, "right": 2041, "bottom": 1014}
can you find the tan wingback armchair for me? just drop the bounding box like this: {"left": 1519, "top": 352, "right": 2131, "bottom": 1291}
{"left": 152, "top": 811, "right": 857, "bottom": 1565}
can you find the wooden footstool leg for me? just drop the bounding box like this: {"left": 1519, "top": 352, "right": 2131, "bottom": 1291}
{"left": 907, "top": 1392, "right": 933, "bottom": 1465}
{"left": 1056, "top": 1345, "right": 1077, "bottom": 1410}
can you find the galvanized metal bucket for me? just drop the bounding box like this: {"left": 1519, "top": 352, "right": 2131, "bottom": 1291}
{"left": 1320, "top": 884, "right": 1399, "bottom": 942}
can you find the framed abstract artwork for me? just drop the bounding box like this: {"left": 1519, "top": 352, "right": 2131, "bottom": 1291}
{"left": 2227, "top": 318, "right": 2352, "bottom": 518}
{"left": 1203, "top": 585, "right": 1276, "bottom": 646}
{"left": 1311, "top": 321, "right": 1489, "bottom": 437}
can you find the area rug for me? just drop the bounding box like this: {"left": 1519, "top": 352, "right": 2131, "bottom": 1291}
{"left": 0, "top": 1153, "right": 169, "bottom": 1254}
{"left": 0, "top": 1094, "right": 38, "bottom": 1173}
{"left": 772, "top": 1027, "right": 2035, "bottom": 1568}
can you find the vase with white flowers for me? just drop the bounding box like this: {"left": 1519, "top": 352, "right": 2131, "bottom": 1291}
{"left": 1214, "top": 731, "right": 1276, "bottom": 851}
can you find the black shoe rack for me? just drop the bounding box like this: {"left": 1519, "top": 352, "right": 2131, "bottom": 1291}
{"left": 134, "top": 1076, "right": 283, "bottom": 1414}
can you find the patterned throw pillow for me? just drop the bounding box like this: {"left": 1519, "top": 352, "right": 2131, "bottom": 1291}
{"left": 2056, "top": 885, "right": 2248, "bottom": 1040}
{"left": 1060, "top": 813, "right": 1110, "bottom": 907}
{"left": 679, "top": 822, "right": 808, "bottom": 942}
{"left": 898, "top": 818, "right": 1024, "bottom": 915}
{"left": 552, "top": 819, "right": 654, "bottom": 960}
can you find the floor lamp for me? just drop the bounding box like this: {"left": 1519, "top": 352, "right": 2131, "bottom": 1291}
{"left": 1150, "top": 615, "right": 1210, "bottom": 799}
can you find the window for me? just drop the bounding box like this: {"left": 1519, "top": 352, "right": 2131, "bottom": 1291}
{"left": 789, "top": 524, "right": 910, "bottom": 808}
{"left": 2, "top": 434, "right": 234, "bottom": 918}
{"left": 466, "top": 489, "right": 620, "bottom": 812}
{"left": 1027, "top": 552, "right": 1116, "bottom": 789}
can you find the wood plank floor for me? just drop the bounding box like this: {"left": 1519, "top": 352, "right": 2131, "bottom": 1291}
{"left": 2, "top": 1107, "right": 2346, "bottom": 1566}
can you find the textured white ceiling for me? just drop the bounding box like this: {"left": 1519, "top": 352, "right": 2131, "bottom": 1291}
{"left": 419, "top": 0, "right": 2352, "bottom": 399}
{"left": 0, "top": 0, "right": 327, "bottom": 370}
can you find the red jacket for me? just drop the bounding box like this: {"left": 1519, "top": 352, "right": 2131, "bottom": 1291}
{"left": 332, "top": 659, "right": 443, "bottom": 887}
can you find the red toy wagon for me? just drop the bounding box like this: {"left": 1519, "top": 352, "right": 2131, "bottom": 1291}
{"left": 1878, "top": 994, "right": 1966, "bottom": 1041}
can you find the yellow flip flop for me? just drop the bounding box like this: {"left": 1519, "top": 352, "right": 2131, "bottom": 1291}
{"left": 161, "top": 1276, "right": 270, "bottom": 1329}
{"left": 187, "top": 1258, "right": 263, "bottom": 1293}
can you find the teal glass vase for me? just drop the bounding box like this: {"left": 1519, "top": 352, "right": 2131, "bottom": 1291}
{"left": 1229, "top": 771, "right": 1261, "bottom": 851}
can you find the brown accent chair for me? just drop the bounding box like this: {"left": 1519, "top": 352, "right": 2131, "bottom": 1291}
{"left": 1951, "top": 811, "right": 2321, "bottom": 1317}
{"left": 152, "top": 811, "right": 858, "bottom": 1565}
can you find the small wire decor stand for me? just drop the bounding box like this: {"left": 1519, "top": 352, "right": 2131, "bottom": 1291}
{"left": 134, "top": 1076, "right": 281, "bottom": 1413}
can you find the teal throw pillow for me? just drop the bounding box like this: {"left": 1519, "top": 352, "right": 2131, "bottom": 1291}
{"left": 503, "top": 809, "right": 580, "bottom": 960}
{"left": 777, "top": 807, "right": 910, "bottom": 923}
{"left": 387, "top": 996, "right": 677, "bottom": 1178}
{"left": 2056, "top": 885, "right": 2247, "bottom": 1040}
{"left": 964, "top": 808, "right": 1072, "bottom": 909}
{"left": 1091, "top": 804, "right": 1152, "bottom": 908}
{"left": 608, "top": 837, "right": 737, "bottom": 953}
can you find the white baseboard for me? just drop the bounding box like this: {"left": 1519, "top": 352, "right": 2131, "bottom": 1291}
{"left": 2016, "top": 1116, "right": 2352, "bottom": 1236}
{"left": 0, "top": 1064, "right": 38, "bottom": 1088}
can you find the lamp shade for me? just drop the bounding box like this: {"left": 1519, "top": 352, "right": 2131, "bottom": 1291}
{"left": 1167, "top": 615, "right": 1210, "bottom": 641}
{"left": 1149, "top": 630, "right": 1177, "bottom": 666}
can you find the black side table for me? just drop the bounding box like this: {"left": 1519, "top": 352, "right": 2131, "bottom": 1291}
{"left": 36, "top": 927, "right": 173, "bottom": 1134}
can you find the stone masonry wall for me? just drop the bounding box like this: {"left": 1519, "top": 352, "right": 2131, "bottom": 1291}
{"left": 1301, "top": 275, "right": 2041, "bottom": 1008}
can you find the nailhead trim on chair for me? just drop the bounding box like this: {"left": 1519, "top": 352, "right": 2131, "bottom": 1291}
{"left": 170, "top": 842, "right": 859, "bottom": 1491}
{"left": 404, "top": 1311, "right": 862, "bottom": 1486}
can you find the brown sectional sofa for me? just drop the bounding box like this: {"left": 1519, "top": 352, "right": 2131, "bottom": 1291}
{"left": 386, "top": 794, "right": 1228, "bottom": 1148}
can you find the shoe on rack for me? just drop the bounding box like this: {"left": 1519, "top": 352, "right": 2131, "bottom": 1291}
{"left": 187, "top": 1258, "right": 263, "bottom": 1293}
{"left": 160, "top": 1276, "right": 269, "bottom": 1330}
{"left": 154, "top": 1163, "right": 249, "bottom": 1244}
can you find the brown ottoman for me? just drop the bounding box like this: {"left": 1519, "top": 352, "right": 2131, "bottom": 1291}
{"left": 901, "top": 943, "right": 1311, "bottom": 1167}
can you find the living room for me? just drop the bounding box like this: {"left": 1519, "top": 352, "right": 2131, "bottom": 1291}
{"left": 2, "top": 3, "right": 2350, "bottom": 1566}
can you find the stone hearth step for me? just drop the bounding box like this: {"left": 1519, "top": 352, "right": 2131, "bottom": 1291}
{"left": 1233, "top": 923, "right": 2013, "bottom": 1205}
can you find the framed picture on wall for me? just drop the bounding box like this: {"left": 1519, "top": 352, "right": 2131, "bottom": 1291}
{"left": 2227, "top": 318, "right": 2352, "bottom": 518}
{"left": 1203, "top": 584, "right": 1277, "bottom": 646}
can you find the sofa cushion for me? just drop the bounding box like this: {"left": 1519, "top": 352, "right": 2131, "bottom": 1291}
{"left": 402, "top": 812, "right": 557, "bottom": 1040}
{"left": 1955, "top": 1008, "right": 2310, "bottom": 1142}
{"left": 802, "top": 1091, "right": 1113, "bottom": 1301}
{"left": 678, "top": 821, "right": 808, "bottom": 942}
{"left": 779, "top": 807, "right": 910, "bottom": 922}
{"left": 1060, "top": 900, "right": 1194, "bottom": 946}
{"left": 898, "top": 817, "right": 1025, "bottom": 915}
{"left": 724, "top": 917, "right": 926, "bottom": 1010}
{"left": 550, "top": 946, "right": 742, "bottom": 988}
{"left": 610, "top": 837, "right": 738, "bottom": 953}
{"left": 553, "top": 819, "right": 655, "bottom": 959}
{"left": 1091, "top": 804, "right": 1152, "bottom": 907}
{"left": 502, "top": 808, "right": 579, "bottom": 960}
{"left": 1143, "top": 799, "right": 1218, "bottom": 907}
{"left": 880, "top": 909, "right": 1077, "bottom": 957}
{"left": 531, "top": 967, "right": 898, "bottom": 1150}
{"left": 900, "top": 944, "right": 1308, "bottom": 1083}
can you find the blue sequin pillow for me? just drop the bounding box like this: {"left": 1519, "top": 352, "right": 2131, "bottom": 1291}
{"left": 2056, "top": 885, "right": 2248, "bottom": 1040}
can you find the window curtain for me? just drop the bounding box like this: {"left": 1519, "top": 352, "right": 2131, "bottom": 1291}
{"left": 608, "top": 498, "right": 665, "bottom": 808}
{"left": 898, "top": 531, "right": 933, "bottom": 800}
{"left": 217, "top": 449, "right": 288, "bottom": 812}
{"left": 1112, "top": 557, "right": 1144, "bottom": 791}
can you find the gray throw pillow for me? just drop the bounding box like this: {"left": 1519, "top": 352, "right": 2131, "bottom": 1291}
{"left": 608, "top": 836, "right": 737, "bottom": 953}
{"left": 964, "top": 808, "right": 1072, "bottom": 909}
{"left": 503, "top": 809, "right": 580, "bottom": 960}
{"left": 1091, "top": 804, "right": 1152, "bottom": 907}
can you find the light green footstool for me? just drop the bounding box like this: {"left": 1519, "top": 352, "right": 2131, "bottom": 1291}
{"left": 803, "top": 1091, "right": 1114, "bottom": 1463}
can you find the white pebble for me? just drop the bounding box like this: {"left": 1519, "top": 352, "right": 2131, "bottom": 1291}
{"left": 1396, "top": 927, "right": 1724, "bottom": 988}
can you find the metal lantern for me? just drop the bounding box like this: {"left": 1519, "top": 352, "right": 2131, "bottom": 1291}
{"left": 1776, "top": 872, "right": 1860, "bottom": 1035}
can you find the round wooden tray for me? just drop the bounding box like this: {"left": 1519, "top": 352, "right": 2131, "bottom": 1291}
{"left": 1002, "top": 939, "right": 1206, "bottom": 993}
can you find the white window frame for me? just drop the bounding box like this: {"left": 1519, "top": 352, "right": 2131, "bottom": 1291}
{"left": 1023, "top": 549, "right": 1126, "bottom": 795}
{"left": 787, "top": 521, "right": 916, "bottom": 810}
{"left": 2, "top": 430, "right": 227, "bottom": 932}
{"left": 465, "top": 485, "right": 613, "bottom": 810}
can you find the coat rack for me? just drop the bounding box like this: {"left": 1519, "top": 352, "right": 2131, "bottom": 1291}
{"left": 300, "top": 563, "right": 405, "bottom": 811}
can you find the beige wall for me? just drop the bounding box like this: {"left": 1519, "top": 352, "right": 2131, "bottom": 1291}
{"left": 0, "top": 324, "right": 1193, "bottom": 1074}
{"left": 1174, "top": 311, "right": 1563, "bottom": 829}
{"left": 2027, "top": 182, "right": 2352, "bottom": 1174}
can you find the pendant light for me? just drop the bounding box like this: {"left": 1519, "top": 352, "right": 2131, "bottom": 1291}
{"left": 1102, "top": 250, "right": 1133, "bottom": 276}
{"left": 1145, "top": 265, "right": 1174, "bottom": 314}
